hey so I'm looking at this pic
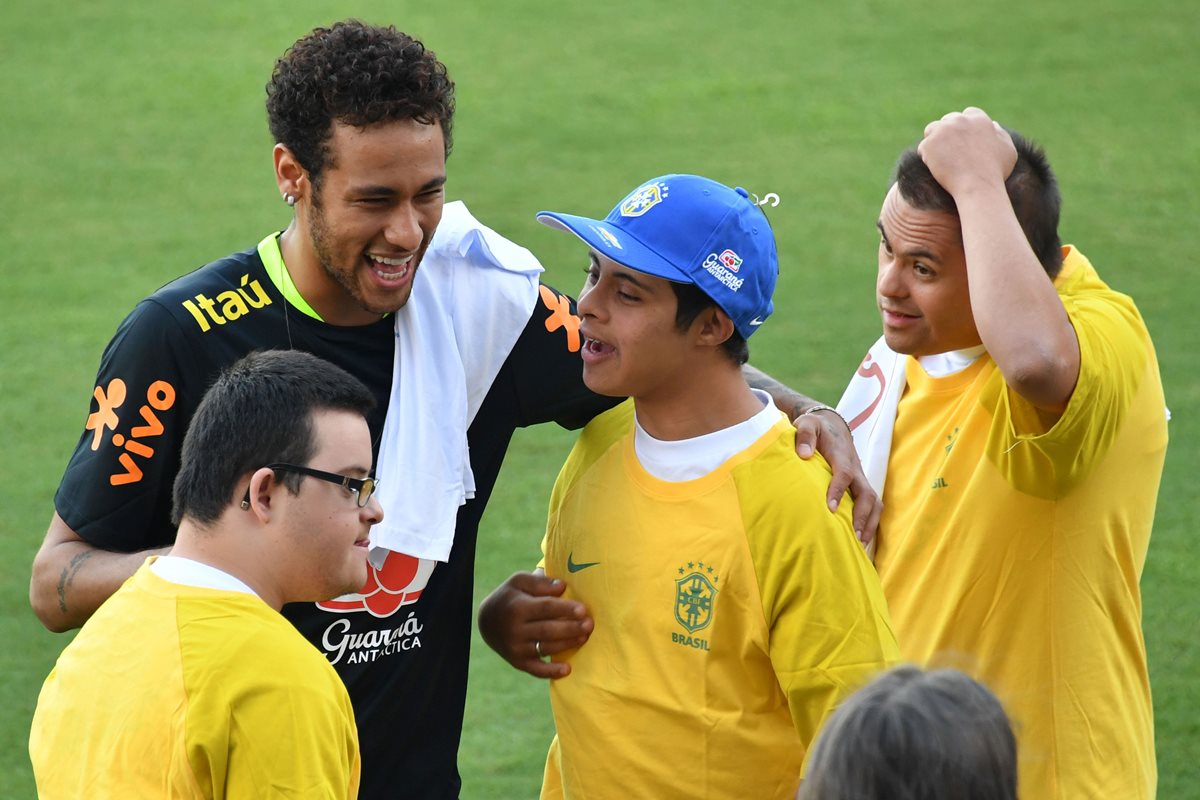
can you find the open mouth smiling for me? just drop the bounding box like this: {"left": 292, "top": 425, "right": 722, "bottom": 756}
{"left": 367, "top": 253, "right": 413, "bottom": 281}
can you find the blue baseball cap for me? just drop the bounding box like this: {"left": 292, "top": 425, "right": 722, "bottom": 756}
{"left": 536, "top": 174, "right": 778, "bottom": 339}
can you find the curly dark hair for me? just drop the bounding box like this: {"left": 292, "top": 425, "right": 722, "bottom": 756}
{"left": 266, "top": 20, "right": 456, "bottom": 188}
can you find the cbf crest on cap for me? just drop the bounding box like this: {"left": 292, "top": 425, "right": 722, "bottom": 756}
{"left": 620, "top": 181, "right": 668, "bottom": 216}
{"left": 536, "top": 174, "right": 778, "bottom": 339}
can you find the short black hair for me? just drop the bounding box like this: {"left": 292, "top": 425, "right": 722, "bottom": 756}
{"left": 892, "top": 128, "right": 1063, "bottom": 278}
{"left": 171, "top": 350, "right": 375, "bottom": 526}
{"left": 670, "top": 281, "right": 750, "bottom": 366}
{"left": 265, "top": 20, "right": 456, "bottom": 189}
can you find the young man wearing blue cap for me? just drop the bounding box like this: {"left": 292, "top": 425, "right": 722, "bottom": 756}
{"left": 479, "top": 175, "right": 899, "bottom": 798}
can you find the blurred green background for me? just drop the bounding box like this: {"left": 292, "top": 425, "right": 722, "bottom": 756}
{"left": 3, "top": 1, "right": 1195, "bottom": 797}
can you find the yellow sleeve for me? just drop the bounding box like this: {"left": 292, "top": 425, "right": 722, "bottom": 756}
{"left": 740, "top": 441, "right": 899, "bottom": 750}
{"left": 218, "top": 679, "right": 360, "bottom": 798}
{"left": 984, "top": 260, "right": 1156, "bottom": 497}
{"left": 182, "top": 616, "right": 361, "bottom": 798}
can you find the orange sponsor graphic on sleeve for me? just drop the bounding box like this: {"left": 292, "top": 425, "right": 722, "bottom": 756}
{"left": 85, "top": 379, "right": 127, "bottom": 451}
{"left": 538, "top": 285, "right": 582, "bottom": 353}
{"left": 84, "top": 378, "right": 178, "bottom": 486}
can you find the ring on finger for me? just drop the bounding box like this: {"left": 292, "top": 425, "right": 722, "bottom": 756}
{"left": 535, "top": 640, "right": 544, "bottom": 659}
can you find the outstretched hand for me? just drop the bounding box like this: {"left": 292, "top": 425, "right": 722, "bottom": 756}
{"left": 793, "top": 410, "right": 880, "bottom": 548}
{"left": 477, "top": 570, "right": 593, "bottom": 679}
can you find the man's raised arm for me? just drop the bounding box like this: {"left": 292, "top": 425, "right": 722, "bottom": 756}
{"left": 918, "top": 108, "right": 1079, "bottom": 412}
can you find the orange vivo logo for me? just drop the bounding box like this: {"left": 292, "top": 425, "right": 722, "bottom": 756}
{"left": 84, "top": 377, "right": 178, "bottom": 486}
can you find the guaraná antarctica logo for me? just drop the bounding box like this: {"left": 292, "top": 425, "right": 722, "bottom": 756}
{"left": 701, "top": 250, "right": 745, "bottom": 292}
{"left": 717, "top": 249, "right": 743, "bottom": 272}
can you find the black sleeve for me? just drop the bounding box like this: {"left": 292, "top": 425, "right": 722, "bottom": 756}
{"left": 54, "top": 300, "right": 209, "bottom": 552}
{"left": 495, "top": 282, "right": 621, "bottom": 430}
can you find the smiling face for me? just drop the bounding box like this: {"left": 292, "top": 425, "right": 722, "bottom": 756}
{"left": 298, "top": 119, "right": 447, "bottom": 326}
{"left": 576, "top": 252, "right": 701, "bottom": 401}
{"left": 876, "top": 185, "right": 980, "bottom": 356}
{"left": 277, "top": 409, "right": 382, "bottom": 603}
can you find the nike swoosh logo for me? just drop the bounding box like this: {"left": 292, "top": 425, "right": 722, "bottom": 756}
{"left": 566, "top": 553, "right": 600, "bottom": 573}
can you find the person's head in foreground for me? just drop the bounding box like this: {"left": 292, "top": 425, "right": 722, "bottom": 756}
{"left": 171, "top": 349, "right": 382, "bottom": 607}
{"left": 801, "top": 665, "right": 1017, "bottom": 800}
{"left": 267, "top": 20, "right": 456, "bottom": 325}
{"left": 536, "top": 174, "right": 778, "bottom": 400}
{"left": 877, "top": 126, "right": 1062, "bottom": 357}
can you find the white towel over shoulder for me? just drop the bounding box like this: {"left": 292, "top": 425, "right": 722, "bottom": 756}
{"left": 836, "top": 337, "right": 907, "bottom": 500}
{"left": 837, "top": 339, "right": 992, "bottom": 559}
{"left": 835, "top": 337, "right": 906, "bottom": 561}
{"left": 370, "top": 201, "right": 543, "bottom": 564}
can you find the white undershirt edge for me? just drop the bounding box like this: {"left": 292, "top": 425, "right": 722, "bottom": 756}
{"left": 633, "top": 388, "right": 784, "bottom": 482}
{"left": 149, "top": 555, "right": 259, "bottom": 597}
{"left": 918, "top": 344, "right": 987, "bottom": 377}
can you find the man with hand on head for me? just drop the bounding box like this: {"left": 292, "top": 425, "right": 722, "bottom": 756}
{"left": 838, "top": 107, "right": 1167, "bottom": 798}
{"left": 30, "top": 21, "right": 877, "bottom": 798}
{"left": 30, "top": 350, "right": 377, "bottom": 799}
{"left": 480, "top": 175, "right": 898, "bottom": 799}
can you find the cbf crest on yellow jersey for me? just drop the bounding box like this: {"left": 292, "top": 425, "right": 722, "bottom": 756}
{"left": 539, "top": 401, "right": 897, "bottom": 800}
{"left": 673, "top": 563, "right": 718, "bottom": 649}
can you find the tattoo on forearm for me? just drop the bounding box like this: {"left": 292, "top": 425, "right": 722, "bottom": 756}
{"left": 56, "top": 551, "right": 95, "bottom": 614}
{"left": 742, "top": 365, "right": 814, "bottom": 420}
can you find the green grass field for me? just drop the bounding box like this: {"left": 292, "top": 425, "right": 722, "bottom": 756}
{"left": 3, "top": 1, "right": 1196, "bottom": 797}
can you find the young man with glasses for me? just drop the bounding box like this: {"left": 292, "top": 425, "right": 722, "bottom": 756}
{"left": 30, "top": 350, "right": 380, "bottom": 798}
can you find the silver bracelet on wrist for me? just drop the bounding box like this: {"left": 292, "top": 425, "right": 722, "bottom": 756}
{"left": 798, "top": 404, "right": 850, "bottom": 431}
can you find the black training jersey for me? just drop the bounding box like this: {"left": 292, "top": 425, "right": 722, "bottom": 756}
{"left": 55, "top": 241, "right": 616, "bottom": 799}
{"left": 57, "top": 245, "right": 394, "bottom": 551}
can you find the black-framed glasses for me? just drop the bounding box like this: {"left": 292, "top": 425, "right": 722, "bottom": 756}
{"left": 269, "top": 463, "right": 378, "bottom": 507}
{"left": 242, "top": 462, "right": 378, "bottom": 508}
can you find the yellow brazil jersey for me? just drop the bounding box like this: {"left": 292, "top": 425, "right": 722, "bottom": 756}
{"left": 30, "top": 561, "right": 360, "bottom": 799}
{"left": 876, "top": 247, "right": 1166, "bottom": 799}
{"left": 540, "top": 401, "right": 897, "bottom": 800}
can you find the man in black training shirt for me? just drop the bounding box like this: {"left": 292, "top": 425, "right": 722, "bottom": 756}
{"left": 31, "top": 20, "right": 877, "bottom": 800}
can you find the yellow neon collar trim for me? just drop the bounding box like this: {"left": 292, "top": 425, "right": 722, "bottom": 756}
{"left": 256, "top": 232, "right": 324, "bottom": 322}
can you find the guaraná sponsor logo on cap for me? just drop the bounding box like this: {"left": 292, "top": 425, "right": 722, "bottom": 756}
{"left": 701, "top": 251, "right": 745, "bottom": 292}
{"left": 718, "top": 249, "right": 742, "bottom": 273}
